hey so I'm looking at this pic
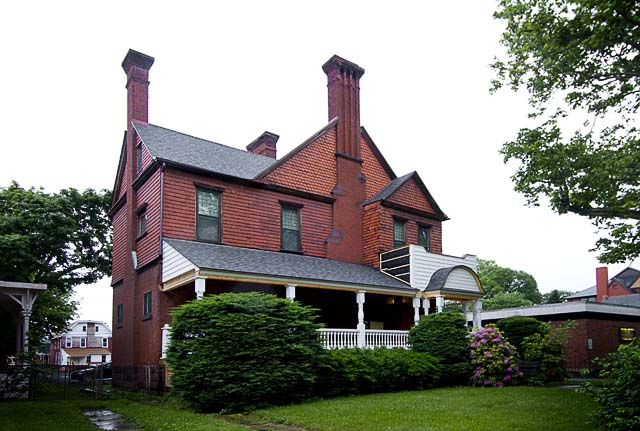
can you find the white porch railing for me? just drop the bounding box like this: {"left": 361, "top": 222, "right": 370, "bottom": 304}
{"left": 318, "top": 328, "right": 409, "bottom": 349}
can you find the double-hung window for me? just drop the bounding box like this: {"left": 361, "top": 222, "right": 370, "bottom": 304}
{"left": 197, "top": 188, "right": 221, "bottom": 242}
{"left": 65, "top": 337, "right": 72, "bottom": 348}
{"left": 393, "top": 219, "right": 406, "bottom": 248}
{"left": 136, "top": 204, "right": 148, "bottom": 238}
{"left": 80, "top": 337, "right": 87, "bottom": 348}
{"left": 281, "top": 205, "right": 301, "bottom": 252}
{"left": 102, "top": 338, "right": 108, "bottom": 348}
{"left": 116, "top": 304, "right": 123, "bottom": 328}
{"left": 418, "top": 225, "right": 431, "bottom": 251}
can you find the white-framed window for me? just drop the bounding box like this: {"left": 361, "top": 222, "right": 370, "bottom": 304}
{"left": 102, "top": 338, "right": 108, "bottom": 348}
{"left": 82, "top": 325, "right": 86, "bottom": 332}
{"left": 65, "top": 337, "right": 72, "bottom": 348}
{"left": 95, "top": 325, "right": 99, "bottom": 332}
{"left": 80, "top": 337, "right": 87, "bottom": 348}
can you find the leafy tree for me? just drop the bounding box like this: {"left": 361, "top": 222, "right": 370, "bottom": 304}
{"left": 542, "top": 289, "right": 575, "bottom": 304}
{"left": 483, "top": 292, "right": 533, "bottom": 310}
{"left": 0, "top": 182, "right": 111, "bottom": 344}
{"left": 478, "top": 259, "right": 542, "bottom": 304}
{"left": 492, "top": 0, "right": 640, "bottom": 264}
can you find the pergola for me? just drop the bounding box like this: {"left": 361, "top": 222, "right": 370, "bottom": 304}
{"left": 0, "top": 281, "right": 47, "bottom": 356}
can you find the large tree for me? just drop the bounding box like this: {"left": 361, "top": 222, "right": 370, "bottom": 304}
{"left": 492, "top": 0, "right": 640, "bottom": 263}
{"left": 478, "top": 259, "right": 542, "bottom": 305}
{"left": 0, "top": 182, "right": 111, "bottom": 343}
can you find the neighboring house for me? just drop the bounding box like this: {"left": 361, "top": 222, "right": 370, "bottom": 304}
{"left": 111, "top": 50, "right": 484, "bottom": 390}
{"left": 49, "top": 320, "right": 112, "bottom": 366}
{"left": 479, "top": 267, "right": 640, "bottom": 373}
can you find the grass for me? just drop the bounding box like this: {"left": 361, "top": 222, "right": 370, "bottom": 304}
{"left": 0, "top": 383, "right": 599, "bottom": 431}
{"left": 252, "top": 386, "right": 599, "bottom": 431}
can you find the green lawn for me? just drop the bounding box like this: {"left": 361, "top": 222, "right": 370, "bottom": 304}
{"left": 0, "top": 384, "right": 599, "bottom": 431}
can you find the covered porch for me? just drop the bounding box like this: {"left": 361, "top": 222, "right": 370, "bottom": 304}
{"left": 159, "top": 239, "right": 483, "bottom": 355}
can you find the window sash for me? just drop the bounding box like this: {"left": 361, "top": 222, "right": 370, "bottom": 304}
{"left": 102, "top": 338, "right": 108, "bottom": 348}
{"left": 281, "top": 207, "right": 301, "bottom": 251}
{"left": 116, "top": 304, "right": 123, "bottom": 327}
{"left": 65, "top": 338, "right": 72, "bottom": 348}
{"left": 80, "top": 337, "right": 87, "bottom": 348}
{"left": 138, "top": 212, "right": 147, "bottom": 237}
{"left": 136, "top": 144, "right": 143, "bottom": 173}
{"left": 143, "top": 292, "right": 152, "bottom": 317}
{"left": 418, "top": 225, "right": 431, "bottom": 250}
{"left": 197, "top": 189, "right": 220, "bottom": 242}
{"left": 393, "top": 220, "right": 405, "bottom": 248}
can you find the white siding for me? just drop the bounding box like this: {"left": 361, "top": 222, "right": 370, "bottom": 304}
{"left": 162, "top": 241, "right": 197, "bottom": 282}
{"left": 410, "top": 245, "right": 477, "bottom": 289}
{"left": 443, "top": 268, "right": 482, "bottom": 293}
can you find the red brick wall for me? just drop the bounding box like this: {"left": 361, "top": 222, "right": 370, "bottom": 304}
{"left": 551, "top": 318, "right": 640, "bottom": 372}
{"left": 262, "top": 127, "right": 337, "bottom": 197}
{"left": 361, "top": 135, "right": 392, "bottom": 200}
{"left": 387, "top": 177, "right": 435, "bottom": 214}
{"left": 162, "top": 168, "right": 332, "bottom": 257}
{"left": 135, "top": 169, "right": 161, "bottom": 267}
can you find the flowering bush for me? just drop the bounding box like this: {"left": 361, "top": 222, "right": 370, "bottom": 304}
{"left": 470, "top": 325, "right": 522, "bottom": 387}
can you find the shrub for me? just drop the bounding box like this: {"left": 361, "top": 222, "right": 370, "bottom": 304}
{"left": 497, "top": 316, "right": 549, "bottom": 352}
{"left": 166, "top": 292, "right": 322, "bottom": 412}
{"left": 585, "top": 339, "right": 640, "bottom": 431}
{"left": 314, "top": 348, "right": 440, "bottom": 397}
{"left": 409, "top": 312, "right": 470, "bottom": 383}
{"left": 470, "top": 325, "right": 521, "bottom": 387}
{"left": 521, "top": 323, "right": 570, "bottom": 384}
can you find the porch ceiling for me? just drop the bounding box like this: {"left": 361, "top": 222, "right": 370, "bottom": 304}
{"left": 161, "top": 238, "right": 418, "bottom": 295}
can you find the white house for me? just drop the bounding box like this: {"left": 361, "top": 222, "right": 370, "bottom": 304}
{"left": 50, "top": 320, "right": 112, "bottom": 366}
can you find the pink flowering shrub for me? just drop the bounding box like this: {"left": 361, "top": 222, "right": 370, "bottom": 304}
{"left": 470, "top": 325, "right": 522, "bottom": 387}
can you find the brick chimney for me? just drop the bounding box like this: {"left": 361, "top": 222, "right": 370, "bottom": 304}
{"left": 122, "top": 49, "right": 154, "bottom": 126}
{"left": 596, "top": 266, "right": 609, "bottom": 302}
{"left": 322, "top": 55, "right": 365, "bottom": 159}
{"left": 247, "top": 131, "right": 279, "bottom": 158}
{"left": 323, "top": 55, "right": 366, "bottom": 264}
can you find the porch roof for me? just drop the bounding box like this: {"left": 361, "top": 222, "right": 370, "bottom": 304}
{"left": 163, "top": 238, "right": 415, "bottom": 293}
{"left": 62, "top": 348, "right": 111, "bottom": 357}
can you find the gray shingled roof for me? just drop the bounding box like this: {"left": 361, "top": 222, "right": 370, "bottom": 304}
{"left": 362, "top": 172, "right": 413, "bottom": 206}
{"left": 133, "top": 122, "right": 276, "bottom": 179}
{"left": 164, "top": 238, "right": 413, "bottom": 291}
{"left": 603, "top": 294, "right": 640, "bottom": 307}
{"left": 566, "top": 285, "right": 596, "bottom": 299}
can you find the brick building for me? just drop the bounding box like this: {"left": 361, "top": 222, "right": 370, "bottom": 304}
{"left": 110, "top": 50, "right": 484, "bottom": 390}
{"left": 479, "top": 267, "right": 640, "bottom": 373}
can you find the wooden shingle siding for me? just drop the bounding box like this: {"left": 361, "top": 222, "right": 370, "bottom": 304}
{"left": 387, "top": 177, "right": 435, "bottom": 214}
{"left": 162, "top": 168, "right": 332, "bottom": 257}
{"left": 135, "top": 169, "right": 162, "bottom": 267}
{"left": 111, "top": 206, "right": 127, "bottom": 283}
{"left": 361, "top": 135, "right": 393, "bottom": 200}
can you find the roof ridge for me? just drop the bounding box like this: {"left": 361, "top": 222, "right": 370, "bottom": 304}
{"left": 140, "top": 122, "right": 276, "bottom": 162}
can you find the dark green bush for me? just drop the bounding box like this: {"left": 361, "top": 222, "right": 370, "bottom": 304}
{"left": 166, "top": 292, "right": 322, "bottom": 412}
{"left": 314, "top": 348, "right": 440, "bottom": 397}
{"left": 521, "top": 322, "right": 571, "bottom": 384}
{"left": 586, "top": 339, "right": 640, "bottom": 431}
{"left": 497, "top": 316, "right": 549, "bottom": 352}
{"left": 409, "top": 312, "right": 470, "bottom": 383}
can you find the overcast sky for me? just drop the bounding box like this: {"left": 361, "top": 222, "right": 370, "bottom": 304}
{"left": 1, "top": 1, "right": 634, "bottom": 326}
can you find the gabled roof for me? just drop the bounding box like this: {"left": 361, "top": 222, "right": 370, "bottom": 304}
{"left": 133, "top": 122, "right": 276, "bottom": 180}
{"left": 361, "top": 171, "right": 448, "bottom": 220}
{"left": 164, "top": 238, "right": 413, "bottom": 292}
{"left": 566, "top": 267, "right": 640, "bottom": 300}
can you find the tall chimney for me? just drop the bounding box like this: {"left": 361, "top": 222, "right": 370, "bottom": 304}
{"left": 322, "top": 55, "right": 366, "bottom": 264}
{"left": 122, "top": 49, "right": 155, "bottom": 126}
{"left": 322, "top": 55, "right": 365, "bottom": 159}
{"left": 596, "top": 266, "right": 609, "bottom": 302}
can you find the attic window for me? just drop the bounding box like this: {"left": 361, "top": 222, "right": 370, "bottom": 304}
{"left": 418, "top": 225, "right": 431, "bottom": 251}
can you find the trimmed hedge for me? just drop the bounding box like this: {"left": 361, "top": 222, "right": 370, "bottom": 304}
{"left": 409, "top": 312, "right": 470, "bottom": 383}
{"left": 166, "top": 292, "right": 323, "bottom": 412}
{"left": 314, "top": 347, "right": 441, "bottom": 397}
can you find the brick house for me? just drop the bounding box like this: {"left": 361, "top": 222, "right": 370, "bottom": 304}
{"left": 479, "top": 267, "right": 640, "bottom": 373}
{"left": 111, "top": 50, "right": 484, "bottom": 390}
{"left": 49, "top": 320, "right": 112, "bottom": 366}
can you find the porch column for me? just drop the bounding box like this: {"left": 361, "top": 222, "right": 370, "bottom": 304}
{"left": 161, "top": 324, "right": 171, "bottom": 359}
{"left": 22, "top": 310, "right": 31, "bottom": 353}
{"left": 422, "top": 298, "right": 430, "bottom": 315}
{"left": 194, "top": 276, "right": 206, "bottom": 300}
{"left": 412, "top": 296, "right": 421, "bottom": 325}
{"left": 286, "top": 284, "right": 296, "bottom": 301}
{"left": 472, "top": 299, "right": 483, "bottom": 329}
{"left": 435, "top": 295, "right": 445, "bottom": 313}
{"left": 356, "top": 291, "right": 366, "bottom": 348}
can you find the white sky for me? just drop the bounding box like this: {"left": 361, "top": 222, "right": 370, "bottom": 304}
{"left": 1, "top": 1, "right": 634, "bottom": 326}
